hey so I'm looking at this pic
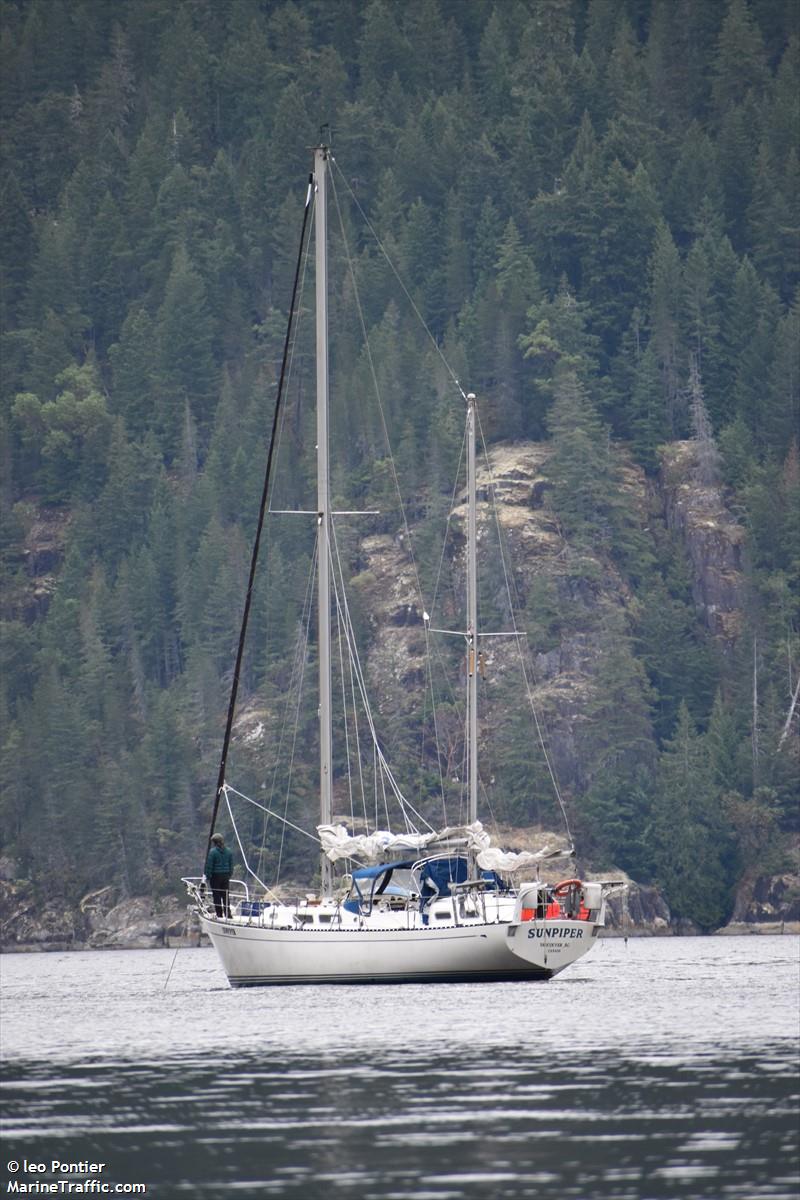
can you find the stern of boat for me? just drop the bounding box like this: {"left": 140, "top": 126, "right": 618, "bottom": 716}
{"left": 504, "top": 879, "right": 612, "bottom": 975}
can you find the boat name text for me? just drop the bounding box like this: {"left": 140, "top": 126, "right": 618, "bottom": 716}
{"left": 527, "top": 927, "right": 584, "bottom": 939}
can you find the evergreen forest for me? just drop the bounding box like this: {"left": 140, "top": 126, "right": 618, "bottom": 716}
{"left": 1, "top": 0, "right": 798, "bottom": 932}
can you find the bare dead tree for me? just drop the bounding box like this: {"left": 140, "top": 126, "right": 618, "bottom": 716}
{"left": 687, "top": 353, "right": 720, "bottom": 489}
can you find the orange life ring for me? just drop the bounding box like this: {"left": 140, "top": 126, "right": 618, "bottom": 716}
{"left": 552, "top": 878, "right": 583, "bottom": 896}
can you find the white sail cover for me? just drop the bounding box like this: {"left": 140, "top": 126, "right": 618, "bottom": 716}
{"left": 318, "top": 821, "right": 573, "bottom": 870}
{"left": 318, "top": 824, "right": 448, "bottom": 862}
{"left": 475, "top": 844, "right": 573, "bottom": 871}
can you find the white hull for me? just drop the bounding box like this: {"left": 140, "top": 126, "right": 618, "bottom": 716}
{"left": 201, "top": 912, "right": 599, "bottom": 987}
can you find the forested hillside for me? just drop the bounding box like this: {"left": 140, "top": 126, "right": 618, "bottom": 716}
{"left": 1, "top": 0, "right": 798, "bottom": 931}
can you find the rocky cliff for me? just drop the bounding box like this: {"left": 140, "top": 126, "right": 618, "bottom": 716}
{"left": 0, "top": 865, "right": 198, "bottom": 952}
{"left": 659, "top": 441, "right": 746, "bottom": 649}
{"left": 2, "top": 504, "right": 70, "bottom": 625}
{"left": 352, "top": 440, "right": 645, "bottom": 806}
{"left": 721, "top": 837, "right": 800, "bottom": 935}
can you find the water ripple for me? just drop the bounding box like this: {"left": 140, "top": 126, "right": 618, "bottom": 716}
{"left": 1, "top": 936, "right": 798, "bottom": 1199}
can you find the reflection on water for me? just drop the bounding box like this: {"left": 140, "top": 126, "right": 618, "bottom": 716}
{"left": 1, "top": 937, "right": 798, "bottom": 1199}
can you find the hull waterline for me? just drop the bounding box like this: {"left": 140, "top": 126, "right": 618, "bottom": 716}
{"left": 200, "top": 913, "right": 599, "bottom": 987}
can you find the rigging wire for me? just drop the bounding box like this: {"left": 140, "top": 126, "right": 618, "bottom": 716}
{"left": 475, "top": 409, "right": 575, "bottom": 847}
{"left": 206, "top": 174, "right": 314, "bottom": 852}
{"left": 328, "top": 167, "right": 429, "bottom": 612}
{"left": 418, "top": 428, "right": 476, "bottom": 829}
{"left": 327, "top": 169, "right": 560, "bottom": 844}
{"left": 270, "top": 215, "right": 315, "bottom": 514}
{"left": 329, "top": 164, "right": 460, "bottom": 827}
{"left": 346, "top": 592, "right": 370, "bottom": 833}
{"left": 274, "top": 541, "right": 319, "bottom": 886}
{"left": 226, "top": 784, "right": 321, "bottom": 843}
{"left": 224, "top": 784, "right": 317, "bottom": 901}
{"left": 330, "top": 156, "right": 468, "bottom": 403}
{"left": 256, "top": 539, "right": 318, "bottom": 884}
{"left": 333, "top": 589, "right": 356, "bottom": 825}
{"left": 329, "top": 519, "right": 436, "bottom": 834}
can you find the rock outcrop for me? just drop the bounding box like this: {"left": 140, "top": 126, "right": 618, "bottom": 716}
{"left": 0, "top": 873, "right": 200, "bottom": 952}
{"left": 86, "top": 895, "right": 197, "bottom": 949}
{"left": 659, "top": 441, "right": 746, "bottom": 648}
{"left": 720, "top": 870, "right": 800, "bottom": 934}
{"left": 602, "top": 879, "right": 673, "bottom": 935}
{"left": 1, "top": 505, "right": 71, "bottom": 624}
{"left": 0, "top": 882, "right": 87, "bottom": 952}
{"left": 353, "top": 441, "right": 645, "bottom": 801}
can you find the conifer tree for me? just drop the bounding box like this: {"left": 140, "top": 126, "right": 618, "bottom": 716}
{"left": 645, "top": 0, "right": 717, "bottom": 131}
{"left": 155, "top": 243, "right": 218, "bottom": 456}
{"left": 767, "top": 34, "right": 800, "bottom": 163}
{"left": 716, "top": 101, "right": 760, "bottom": 250}
{"left": 357, "top": 0, "right": 411, "bottom": 91}
{"left": 0, "top": 171, "right": 34, "bottom": 328}
{"left": 85, "top": 191, "right": 129, "bottom": 352}
{"left": 581, "top": 616, "right": 656, "bottom": 781}
{"left": 732, "top": 277, "right": 783, "bottom": 446}
{"left": 649, "top": 702, "right": 735, "bottom": 929}
{"left": 575, "top": 158, "right": 658, "bottom": 362}
{"left": 603, "top": 18, "right": 656, "bottom": 170}
{"left": 762, "top": 297, "right": 800, "bottom": 456}
{"left": 665, "top": 122, "right": 723, "bottom": 244}
{"left": 712, "top": 0, "right": 770, "bottom": 117}
{"left": 109, "top": 305, "right": 157, "bottom": 438}
{"left": 747, "top": 144, "right": 800, "bottom": 300}
{"left": 625, "top": 340, "right": 668, "bottom": 472}
{"left": 477, "top": 7, "right": 512, "bottom": 120}
{"left": 647, "top": 221, "right": 684, "bottom": 436}
{"left": 544, "top": 367, "right": 615, "bottom": 549}
{"left": 154, "top": 7, "right": 215, "bottom": 152}
{"left": 707, "top": 689, "right": 747, "bottom": 795}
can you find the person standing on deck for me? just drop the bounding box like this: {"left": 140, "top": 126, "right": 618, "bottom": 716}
{"left": 205, "top": 833, "right": 233, "bottom": 918}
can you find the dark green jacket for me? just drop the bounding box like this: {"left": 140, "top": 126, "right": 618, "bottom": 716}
{"left": 205, "top": 845, "right": 233, "bottom": 877}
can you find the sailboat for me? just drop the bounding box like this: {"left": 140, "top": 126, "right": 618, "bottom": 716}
{"left": 184, "top": 145, "right": 618, "bottom": 986}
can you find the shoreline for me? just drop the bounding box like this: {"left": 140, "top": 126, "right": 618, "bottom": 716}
{"left": 2, "top": 921, "right": 798, "bottom": 955}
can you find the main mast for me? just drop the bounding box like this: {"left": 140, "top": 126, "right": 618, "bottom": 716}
{"left": 314, "top": 145, "right": 333, "bottom": 893}
{"left": 466, "top": 393, "right": 478, "bottom": 826}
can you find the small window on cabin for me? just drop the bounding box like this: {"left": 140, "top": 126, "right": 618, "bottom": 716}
{"left": 318, "top": 913, "right": 333, "bottom": 924}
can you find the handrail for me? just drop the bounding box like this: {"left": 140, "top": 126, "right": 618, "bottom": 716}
{"left": 182, "top": 876, "right": 251, "bottom": 918}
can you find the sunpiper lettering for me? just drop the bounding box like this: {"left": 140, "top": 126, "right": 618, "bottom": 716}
{"left": 527, "top": 927, "right": 584, "bottom": 939}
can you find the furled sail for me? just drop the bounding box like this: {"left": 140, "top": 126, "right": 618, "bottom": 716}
{"left": 318, "top": 820, "right": 573, "bottom": 869}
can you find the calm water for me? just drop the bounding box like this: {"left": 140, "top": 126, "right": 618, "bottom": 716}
{"left": 1, "top": 936, "right": 798, "bottom": 1200}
